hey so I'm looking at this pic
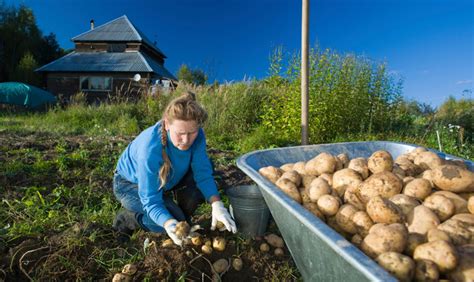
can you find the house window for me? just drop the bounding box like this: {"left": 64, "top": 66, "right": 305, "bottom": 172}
{"left": 80, "top": 76, "right": 112, "bottom": 91}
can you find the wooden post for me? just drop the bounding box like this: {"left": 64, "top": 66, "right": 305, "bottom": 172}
{"left": 301, "top": 0, "right": 310, "bottom": 145}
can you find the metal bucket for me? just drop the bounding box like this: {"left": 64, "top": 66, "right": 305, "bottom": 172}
{"left": 226, "top": 185, "right": 270, "bottom": 237}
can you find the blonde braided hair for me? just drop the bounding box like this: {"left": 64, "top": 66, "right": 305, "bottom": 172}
{"left": 159, "top": 91, "right": 208, "bottom": 188}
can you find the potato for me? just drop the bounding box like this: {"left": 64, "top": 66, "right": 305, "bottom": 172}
{"left": 409, "top": 147, "right": 428, "bottom": 161}
{"left": 280, "top": 163, "right": 294, "bottom": 172}
{"left": 426, "top": 229, "right": 451, "bottom": 243}
{"left": 299, "top": 187, "right": 311, "bottom": 204}
{"left": 392, "top": 164, "right": 406, "bottom": 179}
{"left": 415, "top": 259, "right": 439, "bottom": 282}
{"left": 343, "top": 185, "right": 365, "bottom": 211}
{"left": 259, "top": 166, "right": 283, "bottom": 183}
{"left": 274, "top": 247, "right": 285, "bottom": 256}
{"left": 404, "top": 233, "right": 426, "bottom": 256}
{"left": 303, "top": 202, "right": 325, "bottom": 220}
{"left": 361, "top": 223, "right": 408, "bottom": 258}
{"left": 292, "top": 161, "right": 307, "bottom": 176}
{"left": 212, "top": 237, "right": 226, "bottom": 251}
{"left": 305, "top": 152, "right": 337, "bottom": 176}
{"left": 334, "top": 156, "right": 344, "bottom": 171}
{"left": 348, "top": 157, "right": 369, "bottom": 179}
{"left": 307, "top": 178, "right": 331, "bottom": 202}
{"left": 351, "top": 234, "right": 363, "bottom": 247}
{"left": 366, "top": 196, "right": 405, "bottom": 224}
{"left": 396, "top": 157, "right": 422, "bottom": 177}
{"left": 469, "top": 196, "right": 474, "bottom": 214}
{"left": 390, "top": 194, "right": 420, "bottom": 217}
{"left": 376, "top": 252, "right": 415, "bottom": 281}
{"left": 201, "top": 244, "right": 213, "bottom": 254}
{"left": 403, "top": 178, "right": 432, "bottom": 200}
{"left": 332, "top": 168, "right": 363, "bottom": 198}
{"left": 162, "top": 239, "right": 174, "bottom": 248}
{"left": 431, "top": 165, "right": 474, "bottom": 193}
{"left": 317, "top": 194, "right": 340, "bottom": 216}
{"left": 445, "top": 159, "right": 468, "bottom": 169}
{"left": 213, "top": 258, "right": 229, "bottom": 273}
{"left": 335, "top": 204, "right": 359, "bottom": 234}
{"left": 438, "top": 216, "right": 473, "bottom": 245}
{"left": 122, "top": 264, "right": 138, "bottom": 275}
{"left": 190, "top": 233, "right": 203, "bottom": 246}
{"left": 337, "top": 153, "right": 350, "bottom": 168}
{"left": 414, "top": 151, "right": 444, "bottom": 170}
{"left": 413, "top": 240, "right": 458, "bottom": 273}
{"left": 407, "top": 205, "right": 440, "bottom": 235}
{"left": 175, "top": 221, "right": 190, "bottom": 239}
{"left": 420, "top": 169, "right": 435, "bottom": 187}
{"left": 432, "top": 191, "right": 469, "bottom": 214}
{"left": 112, "top": 273, "right": 131, "bottom": 282}
{"left": 280, "top": 170, "right": 302, "bottom": 187}
{"left": 259, "top": 242, "right": 270, "bottom": 252}
{"left": 326, "top": 215, "right": 350, "bottom": 237}
{"left": 318, "top": 173, "right": 333, "bottom": 186}
{"left": 368, "top": 150, "right": 394, "bottom": 174}
{"left": 275, "top": 178, "right": 302, "bottom": 203}
{"left": 423, "top": 194, "right": 455, "bottom": 222}
{"left": 264, "top": 234, "right": 284, "bottom": 248}
{"left": 359, "top": 171, "right": 403, "bottom": 204}
{"left": 351, "top": 211, "right": 373, "bottom": 237}
{"left": 447, "top": 244, "right": 474, "bottom": 282}
{"left": 403, "top": 176, "right": 415, "bottom": 185}
{"left": 232, "top": 257, "right": 243, "bottom": 271}
{"left": 301, "top": 175, "right": 316, "bottom": 189}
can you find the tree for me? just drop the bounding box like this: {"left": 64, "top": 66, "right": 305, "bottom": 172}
{"left": 0, "top": 2, "right": 64, "bottom": 85}
{"left": 177, "top": 64, "right": 207, "bottom": 86}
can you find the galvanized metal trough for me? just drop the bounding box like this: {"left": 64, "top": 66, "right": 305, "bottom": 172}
{"left": 236, "top": 141, "right": 473, "bottom": 282}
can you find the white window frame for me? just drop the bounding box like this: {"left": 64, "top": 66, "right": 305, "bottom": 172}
{"left": 79, "top": 76, "right": 113, "bottom": 91}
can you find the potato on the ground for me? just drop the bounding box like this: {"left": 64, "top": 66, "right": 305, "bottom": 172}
{"left": 305, "top": 152, "right": 337, "bottom": 176}
{"left": 407, "top": 205, "right": 440, "bottom": 235}
{"left": 359, "top": 171, "right": 403, "bottom": 204}
{"left": 332, "top": 168, "right": 363, "bottom": 198}
{"left": 437, "top": 214, "right": 473, "bottom": 245}
{"left": 361, "top": 223, "right": 408, "bottom": 258}
{"left": 427, "top": 229, "right": 451, "bottom": 243}
{"left": 432, "top": 191, "right": 469, "bottom": 214}
{"left": 413, "top": 240, "right": 458, "bottom": 273}
{"left": 404, "top": 233, "right": 426, "bottom": 256}
{"left": 112, "top": 273, "right": 131, "bottom": 282}
{"left": 447, "top": 244, "right": 474, "bottom": 282}
{"left": 366, "top": 196, "right": 405, "bottom": 224}
{"left": 414, "top": 151, "right": 444, "bottom": 170}
{"left": 307, "top": 178, "right": 331, "bottom": 202}
{"left": 264, "top": 234, "right": 284, "bottom": 248}
{"left": 232, "top": 258, "right": 243, "bottom": 271}
{"left": 280, "top": 170, "right": 302, "bottom": 187}
{"left": 368, "top": 150, "right": 394, "bottom": 174}
{"left": 403, "top": 178, "right": 432, "bottom": 200}
{"left": 259, "top": 242, "right": 270, "bottom": 252}
{"left": 303, "top": 202, "right": 325, "bottom": 220}
{"left": 292, "top": 161, "right": 307, "bottom": 176}
{"left": 317, "top": 194, "right": 340, "bottom": 216}
{"left": 275, "top": 178, "right": 302, "bottom": 203}
{"left": 274, "top": 248, "right": 284, "bottom": 256}
{"left": 431, "top": 165, "right": 474, "bottom": 193}
{"left": 212, "top": 236, "right": 226, "bottom": 251}
{"left": 415, "top": 259, "right": 439, "bottom": 282}
{"left": 351, "top": 211, "right": 374, "bottom": 237}
{"left": 122, "top": 264, "right": 138, "bottom": 275}
{"left": 348, "top": 157, "right": 369, "bottom": 179}
{"left": 335, "top": 204, "right": 359, "bottom": 234}
{"left": 389, "top": 194, "right": 420, "bottom": 217}
{"left": 213, "top": 258, "right": 229, "bottom": 273}
{"left": 376, "top": 252, "right": 415, "bottom": 281}
{"left": 423, "top": 194, "right": 455, "bottom": 222}
{"left": 259, "top": 166, "right": 283, "bottom": 183}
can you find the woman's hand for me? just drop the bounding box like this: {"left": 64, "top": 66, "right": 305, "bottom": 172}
{"left": 163, "top": 219, "right": 183, "bottom": 246}
{"left": 211, "top": 201, "right": 237, "bottom": 233}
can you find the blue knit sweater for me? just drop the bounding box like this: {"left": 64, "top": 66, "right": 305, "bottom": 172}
{"left": 115, "top": 121, "right": 218, "bottom": 227}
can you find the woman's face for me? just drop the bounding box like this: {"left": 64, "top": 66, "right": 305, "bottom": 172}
{"left": 165, "top": 119, "right": 199, "bottom": 151}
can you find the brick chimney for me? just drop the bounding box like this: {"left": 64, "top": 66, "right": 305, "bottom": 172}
{"left": 90, "top": 19, "right": 95, "bottom": 30}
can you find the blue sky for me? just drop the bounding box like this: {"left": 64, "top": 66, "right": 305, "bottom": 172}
{"left": 8, "top": 0, "right": 473, "bottom": 107}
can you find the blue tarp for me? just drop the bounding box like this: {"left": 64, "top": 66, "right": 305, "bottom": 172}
{"left": 0, "top": 82, "right": 56, "bottom": 108}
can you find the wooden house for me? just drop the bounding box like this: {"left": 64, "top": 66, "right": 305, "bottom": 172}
{"left": 36, "top": 15, "right": 176, "bottom": 102}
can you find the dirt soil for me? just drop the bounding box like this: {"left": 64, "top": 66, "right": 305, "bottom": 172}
{"left": 0, "top": 132, "right": 300, "bottom": 281}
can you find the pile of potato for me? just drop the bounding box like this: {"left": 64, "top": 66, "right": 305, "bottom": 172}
{"left": 259, "top": 147, "right": 474, "bottom": 281}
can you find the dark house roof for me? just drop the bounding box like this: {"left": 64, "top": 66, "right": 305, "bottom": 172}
{"left": 36, "top": 52, "right": 176, "bottom": 79}
{"left": 72, "top": 15, "right": 166, "bottom": 58}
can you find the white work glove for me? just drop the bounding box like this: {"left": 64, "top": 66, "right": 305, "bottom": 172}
{"left": 211, "top": 201, "right": 237, "bottom": 233}
{"left": 163, "top": 219, "right": 183, "bottom": 246}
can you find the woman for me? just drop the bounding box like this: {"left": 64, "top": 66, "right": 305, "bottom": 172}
{"left": 112, "top": 92, "right": 236, "bottom": 245}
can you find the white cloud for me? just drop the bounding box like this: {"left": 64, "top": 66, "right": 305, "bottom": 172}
{"left": 456, "top": 79, "right": 473, "bottom": 85}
